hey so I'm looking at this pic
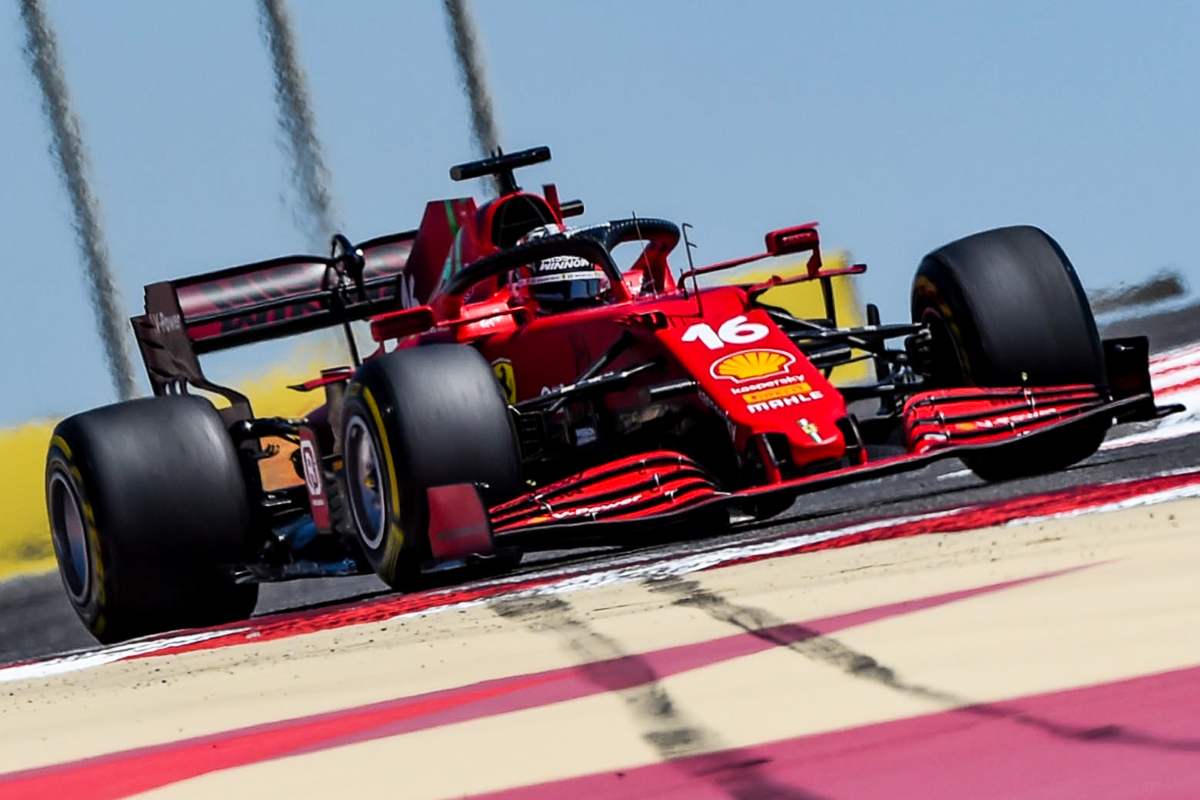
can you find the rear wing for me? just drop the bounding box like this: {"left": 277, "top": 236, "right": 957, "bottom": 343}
{"left": 147, "top": 231, "right": 415, "bottom": 355}
{"left": 130, "top": 230, "right": 416, "bottom": 419}
{"left": 129, "top": 197, "right": 478, "bottom": 420}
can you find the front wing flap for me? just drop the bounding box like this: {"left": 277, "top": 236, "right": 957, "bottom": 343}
{"left": 492, "top": 389, "right": 1165, "bottom": 550}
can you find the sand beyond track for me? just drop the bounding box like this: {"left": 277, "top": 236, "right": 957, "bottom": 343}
{"left": 2, "top": 497, "right": 1198, "bottom": 798}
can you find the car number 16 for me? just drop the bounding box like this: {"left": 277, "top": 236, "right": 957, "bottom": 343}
{"left": 681, "top": 315, "right": 770, "bottom": 350}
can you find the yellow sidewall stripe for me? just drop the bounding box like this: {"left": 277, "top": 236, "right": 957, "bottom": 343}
{"left": 45, "top": 439, "right": 108, "bottom": 631}
{"left": 50, "top": 434, "right": 72, "bottom": 460}
{"left": 361, "top": 386, "right": 405, "bottom": 549}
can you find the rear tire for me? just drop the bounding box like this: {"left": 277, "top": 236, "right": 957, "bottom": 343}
{"left": 341, "top": 345, "right": 521, "bottom": 589}
{"left": 46, "top": 396, "right": 258, "bottom": 643}
{"left": 912, "top": 225, "right": 1109, "bottom": 481}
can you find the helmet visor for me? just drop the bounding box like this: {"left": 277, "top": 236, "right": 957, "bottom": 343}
{"left": 514, "top": 270, "right": 608, "bottom": 308}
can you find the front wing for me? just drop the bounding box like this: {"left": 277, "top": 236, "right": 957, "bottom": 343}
{"left": 489, "top": 387, "right": 1174, "bottom": 550}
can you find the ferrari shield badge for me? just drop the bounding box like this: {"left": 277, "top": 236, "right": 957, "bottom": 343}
{"left": 492, "top": 358, "right": 517, "bottom": 403}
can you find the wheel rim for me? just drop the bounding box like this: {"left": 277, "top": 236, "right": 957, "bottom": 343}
{"left": 48, "top": 470, "right": 91, "bottom": 603}
{"left": 345, "top": 416, "right": 388, "bottom": 550}
{"left": 922, "top": 309, "right": 970, "bottom": 386}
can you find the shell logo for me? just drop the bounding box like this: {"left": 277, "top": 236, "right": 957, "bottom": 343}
{"left": 710, "top": 349, "right": 796, "bottom": 383}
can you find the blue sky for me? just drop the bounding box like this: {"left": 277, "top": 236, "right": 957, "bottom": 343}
{"left": 2, "top": 1, "right": 1197, "bottom": 423}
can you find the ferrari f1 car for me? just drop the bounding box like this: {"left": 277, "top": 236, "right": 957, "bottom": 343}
{"left": 46, "top": 146, "right": 1177, "bottom": 642}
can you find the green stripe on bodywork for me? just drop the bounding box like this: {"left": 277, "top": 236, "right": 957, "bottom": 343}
{"left": 440, "top": 200, "right": 464, "bottom": 282}
{"left": 442, "top": 199, "right": 460, "bottom": 236}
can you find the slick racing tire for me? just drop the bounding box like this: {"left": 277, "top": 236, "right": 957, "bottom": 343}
{"left": 341, "top": 344, "right": 521, "bottom": 589}
{"left": 912, "top": 225, "right": 1109, "bottom": 481}
{"left": 46, "top": 396, "right": 258, "bottom": 643}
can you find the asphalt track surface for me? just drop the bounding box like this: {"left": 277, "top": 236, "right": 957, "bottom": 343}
{"left": 4, "top": 439, "right": 1199, "bottom": 796}
{"left": 0, "top": 308, "right": 1198, "bottom": 798}
{"left": 1, "top": 304, "right": 1196, "bottom": 664}
{"left": 1, "top": 427, "right": 1197, "bottom": 666}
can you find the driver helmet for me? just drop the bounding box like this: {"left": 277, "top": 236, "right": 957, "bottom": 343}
{"left": 511, "top": 224, "right": 609, "bottom": 310}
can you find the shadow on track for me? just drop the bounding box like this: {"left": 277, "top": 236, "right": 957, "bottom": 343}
{"left": 491, "top": 593, "right": 825, "bottom": 800}
{"left": 645, "top": 575, "right": 1200, "bottom": 755}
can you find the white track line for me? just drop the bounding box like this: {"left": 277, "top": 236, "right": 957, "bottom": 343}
{"left": 1005, "top": 481, "right": 1200, "bottom": 525}
{"left": 0, "top": 511, "right": 947, "bottom": 684}
{"left": 7, "top": 347, "right": 1197, "bottom": 684}
{"left": 0, "top": 629, "right": 245, "bottom": 683}
{"left": 7, "top": 469, "right": 1200, "bottom": 684}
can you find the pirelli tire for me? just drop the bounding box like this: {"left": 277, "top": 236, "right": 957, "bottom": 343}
{"left": 912, "top": 225, "right": 1109, "bottom": 481}
{"left": 45, "top": 396, "right": 258, "bottom": 643}
{"left": 340, "top": 344, "right": 521, "bottom": 589}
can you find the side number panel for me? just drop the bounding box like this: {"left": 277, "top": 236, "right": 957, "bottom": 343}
{"left": 660, "top": 307, "right": 848, "bottom": 461}
{"left": 680, "top": 315, "right": 770, "bottom": 350}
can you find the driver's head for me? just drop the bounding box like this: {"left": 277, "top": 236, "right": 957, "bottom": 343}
{"left": 511, "top": 224, "right": 608, "bottom": 311}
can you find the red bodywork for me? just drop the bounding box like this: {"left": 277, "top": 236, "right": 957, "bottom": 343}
{"left": 347, "top": 192, "right": 1128, "bottom": 540}
{"left": 134, "top": 175, "right": 1153, "bottom": 550}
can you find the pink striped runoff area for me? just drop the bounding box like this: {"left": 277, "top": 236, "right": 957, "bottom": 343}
{"left": 475, "top": 663, "right": 1200, "bottom": 799}
{"left": 0, "top": 342, "right": 1195, "bottom": 796}
{"left": 1, "top": 339, "right": 1194, "bottom": 684}
{"left": 3, "top": 465, "right": 1199, "bottom": 683}
{"left": 0, "top": 568, "right": 1092, "bottom": 799}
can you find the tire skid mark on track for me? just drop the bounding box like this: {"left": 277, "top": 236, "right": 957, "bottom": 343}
{"left": 489, "top": 594, "right": 821, "bottom": 800}
{"left": 4, "top": 466, "right": 1200, "bottom": 683}
{"left": 643, "top": 575, "right": 1200, "bottom": 757}
{"left": 477, "top": 665, "right": 1200, "bottom": 799}
{"left": 0, "top": 571, "right": 1067, "bottom": 798}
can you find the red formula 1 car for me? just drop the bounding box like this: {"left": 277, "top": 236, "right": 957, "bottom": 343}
{"left": 45, "top": 146, "right": 1177, "bottom": 641}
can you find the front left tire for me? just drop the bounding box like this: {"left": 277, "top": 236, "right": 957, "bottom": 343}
{"left": 340, "top": 344, "right": 521, "bottom": 589}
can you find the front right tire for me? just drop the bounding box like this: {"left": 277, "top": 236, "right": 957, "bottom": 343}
{"left": 912, "top": 225, "right": 1110, "bottom": 481}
